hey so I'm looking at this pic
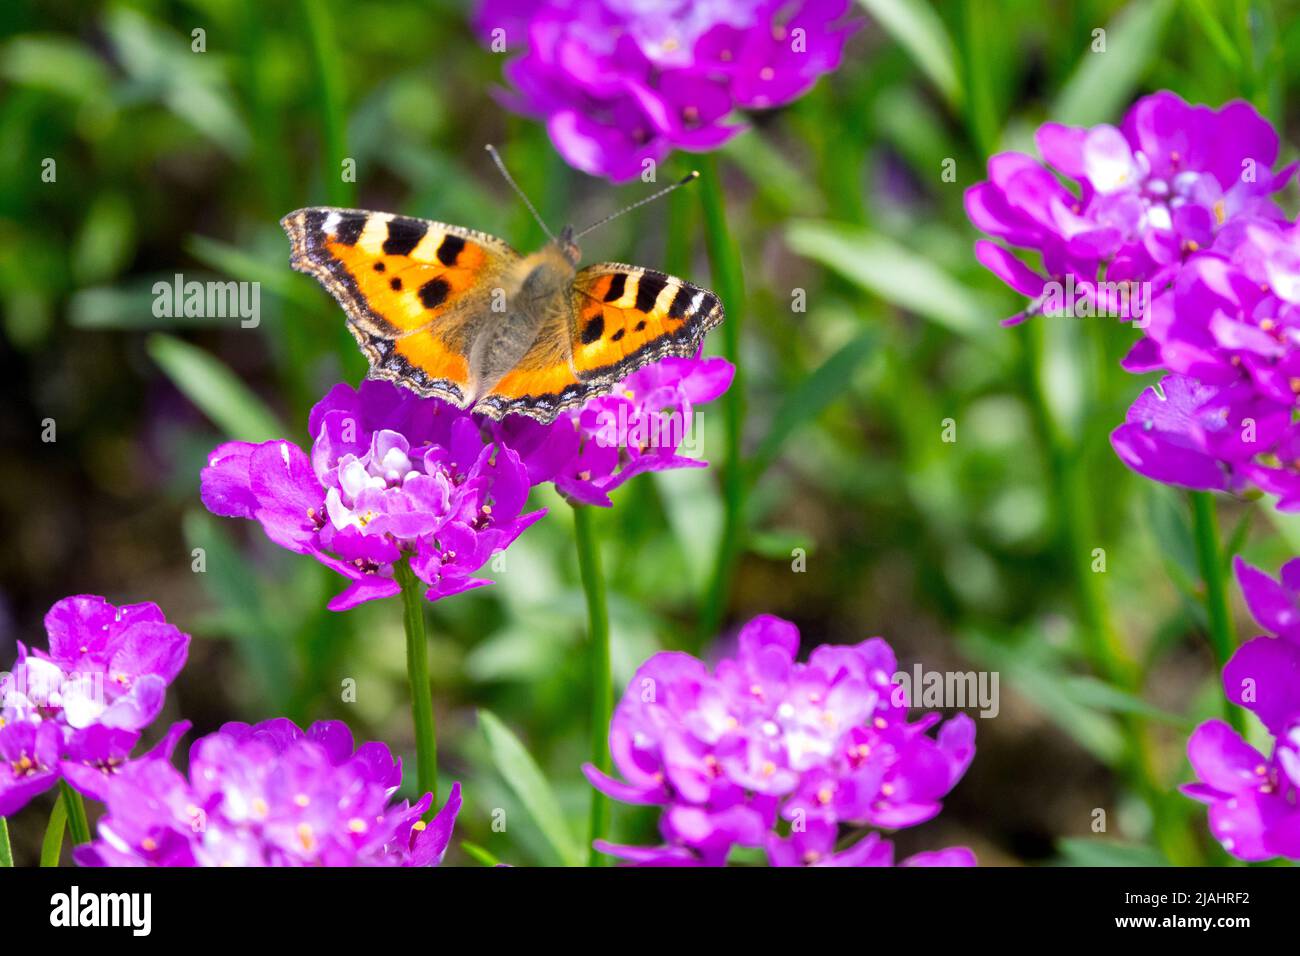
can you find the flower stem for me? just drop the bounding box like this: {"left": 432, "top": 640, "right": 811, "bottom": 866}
{"left": 1021, "top": 323, "right": 1199, "bottom": 863}
{"left": 572, "top": 503, "right": 612, "bottom": 867}
{"left": 0, "top": 817, "right": 12, "bottom": 867}
{"left": 299, "top": 0, "right": 351, "bottom": 208}
{"left": 1190, "top": 491, "right": 1244, "bottom": 732}
{"left": 59, "top": 781, "right": 91, "bottom": 847}
{"left": 40, "top": 792, "right": 67, "bottom": 866}
{"left": 395, "top": 557, "right": 438, "bottom": 808}
{"left": 696, "top": 152, "right": 747, "bottom": 647}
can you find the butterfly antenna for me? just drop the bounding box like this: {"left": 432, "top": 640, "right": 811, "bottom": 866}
{"left": 572, "top": 170, "right": 700, "bottom": 240}
{"left": 485, "top": 144, "right": 557, "bottom": 243}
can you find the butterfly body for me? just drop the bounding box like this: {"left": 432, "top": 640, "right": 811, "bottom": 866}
{"left": 467, "top": 241, "right": 576, "bottom": 405}
{"left": 282, "top": 207, "right": 723, "bottom": 424}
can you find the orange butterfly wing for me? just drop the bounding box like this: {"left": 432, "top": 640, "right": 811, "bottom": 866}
{"left": 282, "top": 207, "right": 518, "bottom": 407}
{"left": 473, "top": 264, "right": 724, "bottom": 422}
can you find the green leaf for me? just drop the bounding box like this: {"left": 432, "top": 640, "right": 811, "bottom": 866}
{"left": 478, "top": 710, "right": 582, "bottom": 867}
{"left": 720, "top": 132, "right": 824, "bottom": 216}
{"left": 147, "top": 333, "right": 285, "bottom": 442}
{"left": 1262, "top": 496, "right": 1300, "bottom": 554}
{"left": 69, "top": 276, "right": 235, "bottom": 330}
{"left": 1143, "top": 483, "right": 1200, "bottom": 595}
{"left": 1062, "top": 676, "right": 1194, "bottom": 729}
{"left": 1184, "top": 0, "right": 1243, "bottom": 73}
{"left": 0, "top": 35, "right": 111, "bottom": 102}
{"left": 748, "top": 529, "right": 815, "bottom": 562}
{"left": 785, "top": 220, "right": 996, "bottom": 340}
{"left": 73, "top": 193, "right": 136, "bottom": 285}
{"left": 747, "top": 331, "right": 875, "bottom": 483}
{"left": 183, "top": 510, "right": 295, "bottom": 702}
{"left": 185, "top": 235, "right": 321, "bottom": 309}
{"left": 105, "top": 8, "right": 251, "bottom": 156}
{"left": 855, "top": 0, "right": 962, "bottom": 108}
{"left": 460, "top": 841, "right": 502, "bottom": 867}
{"left": 40, "top": 798, "right": 67, "bottom": 868}
{"left": 960, "top": 629, "right": 1124, "bottom": 764}
{"left": 1051, "top": 0, "right": 1175, "bottom": 126}
{"left": 1057, "top": 838, "right": 1171, "bottom": 867}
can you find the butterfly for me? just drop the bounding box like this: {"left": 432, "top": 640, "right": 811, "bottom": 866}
{"left": 281, "top": 153, "right": 724, "bottom": 425}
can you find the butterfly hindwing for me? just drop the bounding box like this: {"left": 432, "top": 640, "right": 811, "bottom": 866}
{"left": 282, "top": 207, "right": 519, "bottom": 406}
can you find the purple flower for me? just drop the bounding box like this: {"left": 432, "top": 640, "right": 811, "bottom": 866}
{"left": 1110, "top": 373, "right": 1245, "bottom": 492}
{"left": 967, "top": 92, "right": 1293, "bottom": 322}
{"left": 201, "top": 380, "right": 547, "bottom": 610}
{"left": 1182, "top": 557, "right": 1300, "bottom": 861}
{"left": 0, "top": 596, "right": 190, "bottom": 816}
{"left": 473, "top": 0, "right": 857, "bottom": 180}
{"left": 1123, "top": 219, "right": 1300, "bottom": 386}
{"left": 583, "top": 614, "right": 975, "bottom": 866}
{"left": 1110, "top": 369, "right": 1300, "bottom": 505}
{"left": 497, "top": 354, "right": 734, "bottom": 506}
{"left": 75, "top": 718, "right": 463, "bottom": 867}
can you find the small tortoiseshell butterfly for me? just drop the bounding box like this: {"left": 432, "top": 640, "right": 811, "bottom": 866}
{"left": 281, "top": 148, "right": 724, "bottom": 424}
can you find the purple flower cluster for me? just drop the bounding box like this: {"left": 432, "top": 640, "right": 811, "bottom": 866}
{"left": 202, "top": 381, "right": 546, "bottom": 610}
{"left": 472, "top": 0, "right": 857, "bottom": 180}
{"left": 202, "top": 364, "right": 733, "bottom": 607}
{"left": 584, "top": 615, "right": 975, "bottom": 866}
{"left": 76, "top": 718, "right": 461, "bottom": 867}
{"left": 964, "top": 90, "right": 1300, "bottom": 501}
{"left": 968, "top": 92, "right": 1293, "bottom": 323}
{"left": 1183, "top": 557, "right": 1300, "bottom": 861}
{"left": 0, "top": 596, "right": 189, "bottom": 816}
{"left": 498, "top": 355, "right": 735, "bottom": 506}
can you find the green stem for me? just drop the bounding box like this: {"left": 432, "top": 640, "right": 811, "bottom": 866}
{"left": 395, "top": 557, "right": 438, "bottom": 808}
{"left": 59, "top": 781, "right": 91, "bottom": 847}
{"left": 1233, "top": 0, "right": 1258, "bottom": 102}
{"left": 696, "top": 153, "right": 747, "bottom": 647}
{"left": 1021, "top": 324, "right": 1199, "bottom": 864}
{"left": 572, "top": 503, "right": 612, "bottom": 867}
{"left": 300, "top": 0, "right": 352, "bottom": 207}
{"left": 1022, "top": 324, "right": 1133, "bottom": 684}
{"left": 1190, "top": 491, "right": 1244, "bottom": 731}
{"left": 0, "top": 816, "right": 12, "bottom": 867}
{"left": 40, "top": 793, "right": 67, "bottom": 866}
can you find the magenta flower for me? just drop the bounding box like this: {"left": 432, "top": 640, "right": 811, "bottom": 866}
{"left": 967, "top": 92, "right": 1293, "bottom": 323}
{"left": 583, "top": 615, "right": 975, "bottom": 866}
{"left": 0, "top": 595, "right": 190, "bottom": 816}
{"left": 75, "top": 718, "right": 463, "bottom": 867}
{"left": 1123, "top": 219, "right": 1300, "bottom": 387}
{"left": 497, "top": 354, "right": 734, "bottom": 506}
{"left": 1108, "top": 373, "right": 1288, "bottom": 494}
{"left": 1182, "top": 557, "right": 1300, "bottom": 861}
{"left": 1108, "top": 231, "right": 1300, "bottom": 504}
{"left": 201, "top": 380, "right": 547, "bottom": 610}
{"left": 472, "top": 0, "right": 857, "bottom": 180}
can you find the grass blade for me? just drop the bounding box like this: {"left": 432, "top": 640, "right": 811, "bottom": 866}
{"left": 478, "top": 709, "right": 582, "bottom": 867}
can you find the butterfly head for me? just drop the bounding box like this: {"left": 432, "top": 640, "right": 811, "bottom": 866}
{"left": 555, "top": 224, "right": 582, "bottom": 267}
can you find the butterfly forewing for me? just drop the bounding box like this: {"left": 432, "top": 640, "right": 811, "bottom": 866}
{"left": 282, "top": 207, "right": 519, "bottom": 406}
{"left": 570, "top": 264, "right": 722, "bottom": 380}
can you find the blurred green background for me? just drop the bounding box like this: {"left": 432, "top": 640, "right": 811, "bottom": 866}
{"left": 3, "top": 0, "right": 1299, "bottom": 867}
